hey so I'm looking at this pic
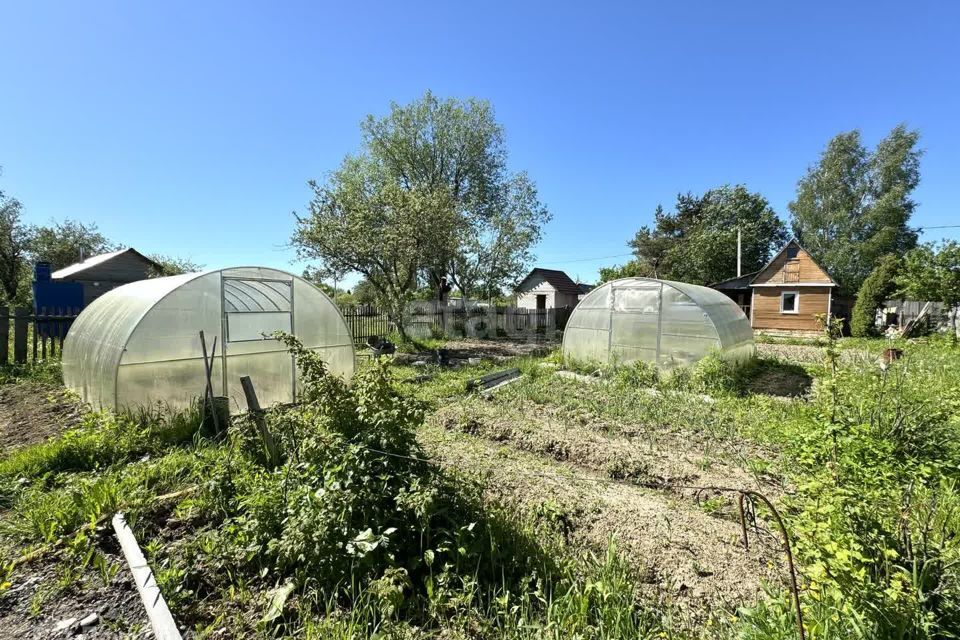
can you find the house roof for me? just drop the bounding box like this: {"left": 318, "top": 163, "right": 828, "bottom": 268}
{"left": 749, "top": 238, "right": 838, "bottom": 287}
{"left": 517, "top": 268, "right": 583, "bottom": 295}
{"left": 709, "top": 270, "right": 760, "bottom": 290}
{"left": 51, "top": 248, "right": 162, "bottom": 279}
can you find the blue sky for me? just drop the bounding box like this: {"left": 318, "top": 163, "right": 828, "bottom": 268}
{"left": 2, "top": 1, "right": 958, "bottom": 288}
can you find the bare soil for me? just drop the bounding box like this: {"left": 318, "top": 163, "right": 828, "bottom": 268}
{"left": 746, "top": 362, "right": 813, "bottom": 398}
{"left": 422, "top": 371, "right": 788, "bottom": 616}
{"left": 392, "top": 339, "right": 555, "bottom": 365}
{"left": 433, "top": 397, "right": 779, "bottom": 495}
{"left": 419, "top": 423, "right": 785, "bottom": 614}
{"left": 441, "top": 338, "right": 554, "bottom": 359}
{"left": 0, "top": 546, "right": 148, "bottom": 639}
{"left": 0, "top": 382, "right": 83, "bottom": 455}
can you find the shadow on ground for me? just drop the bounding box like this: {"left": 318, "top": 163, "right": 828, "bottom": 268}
{"left": 744, "top": 359, "right": 813, "bottom": 398}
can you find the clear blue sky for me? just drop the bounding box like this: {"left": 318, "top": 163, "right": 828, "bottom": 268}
{"left": 2, "top": 1, "right": 958, "bottom": 287}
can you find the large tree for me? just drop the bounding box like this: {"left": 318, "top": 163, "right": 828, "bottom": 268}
{"left": 29, "top": 219, "right": 117, "bottom": 271}
{"left": 148, "top": 254, "right": 202, "bottom": 277}
{"left": 293, "top": 92, "right": 550, "bottom": 319}
{"left": 0, "top": 189, "right": 31, "bottom": 305}
{"left": 293, "top": 158, "right": 457, "bottom": 336}
{"left": 621, "top": 185, "right": 787, "bottom": 285}
{"left": 789, "top": 125, "right": 921, "bottom": 295}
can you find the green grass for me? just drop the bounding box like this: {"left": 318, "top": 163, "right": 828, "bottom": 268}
{"left": 0, "top": 359, "right": 62, "bottom": 386}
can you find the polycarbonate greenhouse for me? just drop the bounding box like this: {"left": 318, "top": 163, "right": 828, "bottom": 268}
{"left": 63, "top": 266, "right": 355, "bottom": 412}
{"left": 563, "top": 277, "right": 754, "bottom": 368}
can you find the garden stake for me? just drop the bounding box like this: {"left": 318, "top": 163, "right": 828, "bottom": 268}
{"left": 240, "top": 376, "right": 280, "bottom": 467}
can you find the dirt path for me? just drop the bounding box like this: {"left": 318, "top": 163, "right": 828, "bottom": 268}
{"left": 0, "top": 547, "right": 148, "bottom": 639}
{"left": 0, "top": 382, "right": 82, "bottom": 455}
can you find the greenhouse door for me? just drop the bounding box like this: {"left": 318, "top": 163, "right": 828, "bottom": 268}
{"left": 220, "top": 274, "right": 297, "bottom": 408}
{"left": 609, "top": 282, "right": 662, "bottom": 365}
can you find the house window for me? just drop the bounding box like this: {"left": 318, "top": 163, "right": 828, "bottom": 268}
{"left": 780, "top": 291, "right": 799, "bottom": 314}
{"left": 786, "top": 246, "right": 799, "bottom": 260}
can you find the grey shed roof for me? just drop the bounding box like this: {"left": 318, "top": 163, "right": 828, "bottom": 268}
{"left": 710, "top": 271, "right": 760, "bottom": 291}
{"left": 52, "top": 248, "right": 161, "bottom": 280}
{"left": 517, "top": 268, "right": 583, "bottom": 295}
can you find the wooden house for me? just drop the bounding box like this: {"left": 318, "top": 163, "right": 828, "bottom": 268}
{"left": 747, "top": 239, "right": 836, "bottom": 334}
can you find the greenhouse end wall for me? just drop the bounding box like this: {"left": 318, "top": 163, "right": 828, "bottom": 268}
{"left": 63, "top": 267, "right": 355, "bottom": 413}
{"left": 562, "top": 277, "right": 754, "bottom": 369}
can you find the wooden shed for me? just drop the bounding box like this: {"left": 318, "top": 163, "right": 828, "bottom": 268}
{"left": 748, "top": 239, "right": 836, "bottom": 334}
{"left": 52, "top": 248, "right": 162, "bottom": 307}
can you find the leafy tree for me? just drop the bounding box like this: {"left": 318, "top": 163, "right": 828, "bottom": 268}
{"left": 598, "top": 259, "right": 653, "bottom": 284}
{"left": 29, "top": 219, "right": 117, "bottom": 271}
{"left": 352, "top": 278, "right": 380, "bottom": 305}
{"left": 296, "top": 91, "right": 550, "bottom": 309}
{"left": 850, "top": 254, "right": 900, "bottom": 337}
{"left": 0, "top": 189, "right": 31, "bottom": 305}
{"left": 148, "top": 254, "right": 202, "bottom": 277}
{"left": 293, "top": 158, "right": 457, "bottom": 337}
{"left": 624, "top": 185, "right": 787, "bottom": 285}
{"left": 789, "top": 125, "right": 921, "bottom": 295}
{"left": 895, "top": 241, "right": 960, "bottom": 337}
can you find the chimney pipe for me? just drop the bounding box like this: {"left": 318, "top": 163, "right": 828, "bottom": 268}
{"left": 736, "top": 229, "right": 742, "bottom": 278}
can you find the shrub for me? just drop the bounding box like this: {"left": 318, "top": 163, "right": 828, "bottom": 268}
{"left": 184, "top": 334, "right": 559, "bottom": 631}
{"left": 614, "top": 360, "right": 658, "bottom": 387}
{"left": 851, "top": 254, "right": 900, "bottom": 337}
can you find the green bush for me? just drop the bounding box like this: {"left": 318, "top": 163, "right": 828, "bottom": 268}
{"left": 613, "top": 360, "right": 658, "bottom": 387}
{"left": 851, "top": 254, "right": 900, "bottom": 338}
{"left": 764, "top": 342, "right": 960, "bottom": 637}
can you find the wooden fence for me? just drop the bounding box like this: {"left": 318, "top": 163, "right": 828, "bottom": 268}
{"left": 1, "top": 306, "right": 80, "bottom": 365}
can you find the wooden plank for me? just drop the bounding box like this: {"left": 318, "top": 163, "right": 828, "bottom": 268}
{"left": 754, "top": 243, "right": 833, "bottom": 286}
{"left": 0, "top": 305, "right": 8, "bottom": 365}
{"left": 466, "top": 368, "right": 521, "bottom": 392}
{"left": 240, "top": 376, "right": 280, "bottom": 467}
{"left": 32, "top": 307, "right": 39, "bottom": 361}
{"left": 112, "top": 513, "right": 183, "bottom": 640}
{"left": 13, "top": 308, "right": 29, "bottom": 364}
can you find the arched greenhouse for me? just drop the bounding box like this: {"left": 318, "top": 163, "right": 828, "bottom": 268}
{"left": 62, "top": 266, "right": 355, "bottom": 412}
{"left": 562, "top": 277, "right": 754, "bottom": 368}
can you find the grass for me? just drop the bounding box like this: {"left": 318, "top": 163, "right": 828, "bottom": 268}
{"left": 0, "top": 359, "right": 62, "bottom": 386}
{"left": 1, "top": 334, "right": 959, "bottom": 638}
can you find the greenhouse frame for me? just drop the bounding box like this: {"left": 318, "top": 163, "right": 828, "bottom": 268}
{"left": 562, "top": 277, "right": 754, "bottom": 368}
{"left": 62, "top": 266, "right": 355, "bottom": 412}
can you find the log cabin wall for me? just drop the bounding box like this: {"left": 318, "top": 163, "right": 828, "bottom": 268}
{"left": 751, "top": 286, "right": 831, "bottom": 331}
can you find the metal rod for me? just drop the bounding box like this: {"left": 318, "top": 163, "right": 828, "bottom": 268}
{"left": 199, "top": 331, "right": 221, "bottom": 435}
{"left": 742, "top": 489, "right": 805, "bottom": 640}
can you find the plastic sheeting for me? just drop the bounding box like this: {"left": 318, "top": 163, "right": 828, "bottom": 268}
{"left": 562, "top": 278, "right": 754, "bottom": 368}
{"left": 63, "top": 267, "right": 355, "bottom": 412}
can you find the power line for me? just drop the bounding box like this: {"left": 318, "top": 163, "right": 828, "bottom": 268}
{"left": 536, "top": 252, "right": 634, "bottom": 265}
{"left": 918, "top": 225, "right": 960, "bottom": 230}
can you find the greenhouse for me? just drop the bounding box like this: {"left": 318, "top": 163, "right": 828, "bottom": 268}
{"left": 62, "top": 266, "right": 355, "bottom": 413}
{"left": 562, "top": 277, "right": 754, "bottom": 368}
